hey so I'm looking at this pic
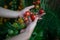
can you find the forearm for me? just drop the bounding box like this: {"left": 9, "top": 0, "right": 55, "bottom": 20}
{"left": 6, "top": 22, "right": 36, "bottom": 40}
{"left": 0, "top": 7, "right": 20, "bottom": 18}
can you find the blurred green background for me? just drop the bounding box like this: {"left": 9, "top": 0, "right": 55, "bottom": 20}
{"left": 30, "top": 0, "right": 60, "bottom": 40}
{"left": 0, "top": 0, "right": 60, "bottom": 40}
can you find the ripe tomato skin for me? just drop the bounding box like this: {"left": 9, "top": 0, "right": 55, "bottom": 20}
{"left": 39, "top": 9, "right": 45, "bottom": 14}
{"left": 33, "top": 2, "right": 36, "bottom": 5}
{"left": 24, "top": 17, "right": 28, "bottom": 22}
{"left": 36, "top": 1, "right": 40, "bottom": 4}
{"left": 24, "top": 11, "right": 31, "bottom": 17}
{"left": 30, "top": 14, "right": 36, "bottom": 21}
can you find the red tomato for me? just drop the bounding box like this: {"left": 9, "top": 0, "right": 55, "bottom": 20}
{"left": 39, "top": 9, "right": 44, "bottom": 14}
{"left": 24, "top": 17, "right": 28, "bottom": 22}
{"left": 24, "top": 11, "right": 31, "bottom": 17}
{"left": 37, "top": 0, "right": 40, "bottom": 1}
{"left": 30, "top": 14, "right": 36, "bottom": 21}
{"left": 33, "top": 2, "right": 36, "bottom": 5}
{"left": 36, "top": 1, "right": 40, "bottom": 4}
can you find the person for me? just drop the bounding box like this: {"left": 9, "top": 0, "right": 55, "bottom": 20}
{"left": 0, "top": 5, "right": 45, "bottom": 40}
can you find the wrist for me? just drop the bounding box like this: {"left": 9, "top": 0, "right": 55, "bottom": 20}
{"left": 18, "top": 11, "right": 23, "bottom": 18}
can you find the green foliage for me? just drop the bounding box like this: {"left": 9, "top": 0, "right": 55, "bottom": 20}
{"left": 0, "top": 0, "right": 60, "bottom": 40}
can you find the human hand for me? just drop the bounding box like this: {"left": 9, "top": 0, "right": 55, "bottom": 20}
{"left": 18, "top": 5, "right": 34, "bottom": 17}
{"left": 0, "top": 5, "right": 34, "bottom": 18}
{"left": 5, "top": 4, "right": 46, "bottom": 40}
{"left": 6, "top": 13, "right": 45, "bottom": 40}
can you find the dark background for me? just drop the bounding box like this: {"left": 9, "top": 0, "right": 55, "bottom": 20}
{"left": 0, "top": 0, "right": 60, "bottom": 40}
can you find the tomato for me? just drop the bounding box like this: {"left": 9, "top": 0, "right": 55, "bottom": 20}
{"left": 37, "top": 0, "right": 40, "bottom": 1}
{"left": 14, "top": 30, "right": 18, "bottom": 35}
{"left": 12, "top": 23, "right": 18, "bottom": 28}
{"left": 4, "top": 5, "right": 8, "bottom": 9}
{"left": 39, "top": 9, "right": 45, "bottom": 14}
{"left": 36, "top": 1, "right": 40, "bottom": 4}
{"left": 35, "top": 5, "right": 39, "bottom": 9}
{"left": 33, "top": 2, "right": 36, "bottom": 5}
{"left": 24, "top": 17, "right": 28, "bottom": 22}
{"left": 8, "top": 29, "right": 14, "bottom": 35}
{"left": 24, "top": 11, "right": 31, "bottom": 17}
{"left": 20, "top": 23, "right": 26, "bottom": 29}
{"left": 18, "top": 18, "right": 24, "bottom": 24}
{"left": 30, "top": 14, "right": 36, "bottom": 21}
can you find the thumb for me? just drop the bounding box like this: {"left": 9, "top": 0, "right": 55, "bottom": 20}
{"left": 33, "top": 17, "right": 39, "bottom": 23}
{"left": 19, "top": 5, "right": 35, "bottom": 17}
{"left": 25, "top": 17, "right": 39, "bottom": 32}
{"left": 24, "top": 5, "right": 34, "bottom": 11}
{"left": 26, "top": 5, "right": 34, "bottom": 10}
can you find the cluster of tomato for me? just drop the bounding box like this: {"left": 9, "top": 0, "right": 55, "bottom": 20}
{"left": 24, "top": 11, "right": 36, "bottom": 22}
{"left": 6, "top": 0, "right": 45, "bottom": 38}
{"left": 23, "top": 0, "right": 45, "bottom": 23}
{"left": 24, "top": 9, "right": 44, "bottom": 21}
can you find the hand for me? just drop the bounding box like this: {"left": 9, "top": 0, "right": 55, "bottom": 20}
{"left": 18, "top": 5, "right": 34, "bottom": 17}
{"left": 0, "top": 5, "right": 34, "bottom": 18}
{"left": 6, "top": 13, "right": 45, "bottom": 40}
{"left": 5, "top": 5, "right": 45, "bottom": 40}
{"left": 6, "top": 17, "right": 39, "bottom": 40}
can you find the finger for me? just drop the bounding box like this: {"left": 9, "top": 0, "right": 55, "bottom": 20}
{"left": 25, "top": 17, "right": 39, "bottom": 34}
{"left": 36, "top": 15, "right": 43, "bottom": 20}
{"left": 25, "top": 5, "right": 34, "bottom": 10}
{"left": 21, "top": 5, "right": 34, "bottom": 15}
{"left": 39, "top": 18, "right": 42, "bottom": 20}
{"left": 40, "top": 13, "right": 46, "bottom": 17}
{"left": 33, "top": 17, "right": 39, "bottom": 23}
{"left": 20, "top": 29, "right": 26, "bottom": 33}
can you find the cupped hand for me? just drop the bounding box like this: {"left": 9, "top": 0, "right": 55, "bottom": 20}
{"left": 6, "top": 13, "right": 45, "bottom": 40}
{"left": 18, "top": 5, "right": 34, "bottom": 17}
{"left": 6, "top": 5, "right": 46, "bottom": 40}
